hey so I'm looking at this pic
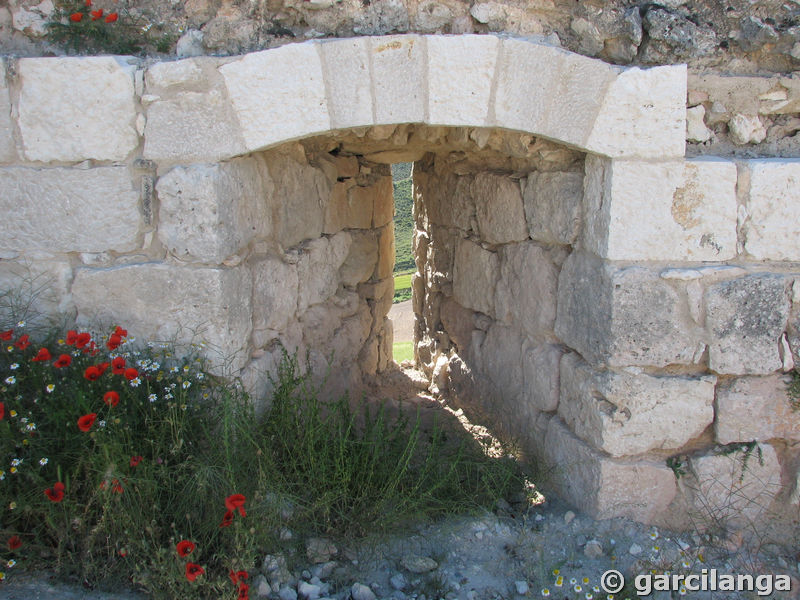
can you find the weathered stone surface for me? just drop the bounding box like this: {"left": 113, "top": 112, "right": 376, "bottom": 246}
{"left": 583, "top": 156, "right": 738, "bottom": 261}
{"left": 251, "top": 255, "right": 299, "bottom": 338}
{"left": 716, "top": 375, "right": 800, "bottom": 444}
{"left": 296, "top": 232, "right": 351, "bottom": 312}
{"left": 18, "top": 57, "right": 138, "bottom": 162}
{"left": 145, "top": 59, "right": 204, "bottom": 89}
{"left": 728, "top": 113, "right": 766, "bottom": 145}
{"left": 439, "top": 296, "right": 475, "bottom": 351}
{"left": 265, "top": 150, "right": 331, "bottom": 249}
{"left": 72, "top": 264, "right": 252, "bottom": 373}
{"left": 376, "top": 225, "right": 394, "bottom": 280}
{"left": 0, "top": 259, "right": 73, "bottom": 326}
{"left": 473, "top": 323, "right": 524, "bottom": 401}
{"left": 416, "top": 171, "right": 474, "bottom": 231}
{"left": 685, "top": 443, "right": 782, "bottom": 527}
{"left": 339, "top": 231, "right": 378, "bottom": 287}
{"left": 686, "top": 104, "right": 712, "bottom": 143}
{"left": 544, "top": 417, "right": 677, "bottom": 522}
{"left": 220, "top": 42, "right": 330, "bottom": 152}
{"left": 0, "top": 167, "right": 141, "bottom": 254}
{"left": 323, "top": 181, "right": 371, "bottom": 234}
{"left": 705, "top": 274, "right": 789, "bottom": 375}
{"left": 471, "top": 173, "right": 528, "bottom": 244}
{"left": 556, "top": 252, "right": 701, "bottom": 368}
{"left": 427, "top": 35, "right": 498, "bottom": 126}
{"left": 453, "top": 239, "right": 499, "bottom": 317}
{"left": 371, "top": 176, "right": 394, "bottom": 227}
{"left": 743, "top": 159, "right": 800, "bottom": 261}
{"left": 143, "top": 89, "right": 247, "bottom": 164}
{"left": 558, "top": 353, "right": 716, "bottom": 457}
{"left": 156, "top": 159, "right": 272, "bottom": 263}
{"left": 319, "top": 38, "right": 373, "bottom": 130}
{"left": 10, "top": 0, "right": 53, "bottom": 36}
{"left": 495, "top": 39, "right": 617, "bottom": 151}
{"left": 523, "top": 171, "right": 583, "bottom": 246}
{"left": 524, "top": 343, "right": 562, "bottom": 412}
{"left": 370, "top": 35, "right": 425, "bottom": 124}
{"left": 0, "top": 59, "right": 16, "bottom": 162}
{"left": 494, "top": 243, "right": 558, "bottom": 338}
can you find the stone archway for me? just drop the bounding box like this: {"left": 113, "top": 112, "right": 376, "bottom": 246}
{"left": 1, "top": 36, "right": 798, "bottom": 528}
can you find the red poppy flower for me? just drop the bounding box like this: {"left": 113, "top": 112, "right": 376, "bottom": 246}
{"left": 176, "top": 540, "right": 195, "bottom": 557}
{"left": 105, "top": 12, "right": 118, "bottom": 23}
{"left": 84, "top": 366, "right": 102, "bottom": 381}
{"left": 185, "top": 563, "right": 205, "bottom": 582}
{"left": 107, "top": 334, "right": 122, "bottom": 350}
{"left": 219, "top": 510, "right": 234, "bottom": 528}
{"left": 237, "top": 583, "right": 250, "bottom": 600}
{"left": 44, "top": 481, "right": 65, "bottom": 502}
{"left": 77, "top": 413, "right": 97, "bottom": 432}
{"left": 75, "top": 332, "right": 91, "bottom": 349}
{"left": 66, "top": 330, "right": 78, "bottom": 345}
{"left": 0, "top": 402, "right": 4, "bottom": 421}
{"left": 111, "top": 356, "right": 126, "bottom": 374}
{"left": 14, "top": 334, "right": 30, "bottom": 350}
{"left": 118, "top": 548, "right": 127, "bottom": 557}
{"left": 85, "top": 0, "right": 91, "bottom": 5}
{"left": 32, "top": 347, "right": 51, "bottom": 362}
{"left": 90, "top": 8, "right": 103, "bottom": 20}
{"left": 103, "top": 391, "right": 120, "bottom": 407}
{"left": 114, "top": 326, "right": 128, "bottom": 337}
{"left": 83, "top": 341, "right": 99, "bottom": 355}
{"left": 7, "top": 535, "right": 22, "bottom": 551}
{"left": 112, "top": 478, "right": 123, "bottom": 494}
{"left": 124, "top": 367, "right": 139, "bottom": 380}
{"left": 69, "top": 12, "right": 82, "bottom": 21}
{"left": 225, "top": 493, "right": 246, "bottom": 517}
{"left": 129, "top": 455, "right": 142, "bottom": 467}
{"left": 96, "top": 362, "right": 110, "bottom": 375}
{"left": 0, "top": 329, "right": 12, "bottom": 341}
{"left": 229, "top": 570, "right": 249, "bottom": 586}
{"left": 54, "top": 354, "right": 72, "bottom": 368}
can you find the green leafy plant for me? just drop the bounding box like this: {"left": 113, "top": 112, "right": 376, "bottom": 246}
{"left": 46, "top": 0, "right": 176, "bottom": 55}
{"left": 0, "top": 319, "right": 526, "bottom": 597}
{"left": 787, "top": 368, "right": 800, "bottom": 411}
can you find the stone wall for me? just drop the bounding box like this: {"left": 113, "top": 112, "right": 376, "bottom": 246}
{"left": 412, "top": 144, "right": 800, "bottom": 531}
{"left": 0, "top": 35, "right": 799, "bottom": 530}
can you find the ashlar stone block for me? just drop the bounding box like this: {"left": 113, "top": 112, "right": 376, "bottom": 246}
{"left": 72, "top": 264, "right": 252, "bottom": 373}
{"left": 544, "top": 417, "right": 677, "bottom": 522}
{"left": 319, "top": 38, "right": 373, "bottom": 130}
{"left": 369, "top": 35, "right": 425, "bottom": 125}
{"left": 427, "top": 35, "right": 498, "bottom": 127}
{"left": 156, "top": 158, "right": 272, "bottom": 263}
{"left": 686, "top": 443, "right": 782, "bottom": 528}
{"left": 471, "top": 172, "right": 529, "bottom": 245}
{"left": 18, "top": 57, "right": 138, "bottom": 162}
{"left": 555, "top": 251, "right": 702, "bottom": 368}
{"left": 705, "top": 274, "right": 789, "bottom": 375}
{"left": 583, "top": 156, "right": 738, "bottom": 261}
{"left": 0, "top": 166, "right": 141, "bottom": 254}
{"left": 585, "top": 64, "right": 686, "bottom": 159}
{"left": 494, "top": 242, "right": 558, "bottom": 338}
{"left": 742, "top": 159, "right": 800, "bottom": 261}
{"left": 453, "top": 238, "right": 499, "bottom": 318}
{"left": 296, "top": 232, "right": 351, "bottom": 313}
{"left": 523, "top": 171, "right": 583, "bottom": 246}
{"left": 558, "top": 353, "right": 716, "bottom": 457}
{"left": 715, "top": 375, "right": 800, "bottom": 444}
{"left": 219, "top": 42, "right": 331, "bottom": 152}
{"left": 251, "top": 255, "right": 299, "bottom": 338}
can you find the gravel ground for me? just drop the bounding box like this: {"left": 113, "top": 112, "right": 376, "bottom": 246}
{"left": 3, "top": 369, "right": 798, "bottom": 600}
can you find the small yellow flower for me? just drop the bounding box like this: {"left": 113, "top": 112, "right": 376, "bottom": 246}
{"left": 679, "top": 587, "right": 687, "bottom": 596}
{"left": 9, "top": 467, "right": 17, "bottom": 474}
{"left": 552, "top": 569, "right": 560, "bottom": 576}
{"left": 22, "top": 439, "right": 29, "bottom": 446}
{"left": 0, "top": 571, "right": 5, "bottom": 581}
{"left": 9, "top": 502, "right": 16, "bottom": 510}
{"left": 46, "top": 384, "right": 55, "bottom": 393}
{"left": 9, "top": 410, "right": 16, "bottom": 417}
{"left": 541, "top": 589, "right": 550, "bottom": 597}
{"left": 574, "top": 585, "right": 583, "bottom": 593}
{"left": 7, "top": 559, "right": 15, "bottom": 568}
{"left": 555, "top": 576, "right": 564, "bottom": 587}
{"left": 582, "top": 577, "right": 590, "bottom": 585}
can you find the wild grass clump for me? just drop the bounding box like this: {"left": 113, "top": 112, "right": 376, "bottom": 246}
{"left": 0, "top": 321, "right": 525, "bottom": 598}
